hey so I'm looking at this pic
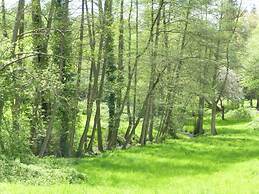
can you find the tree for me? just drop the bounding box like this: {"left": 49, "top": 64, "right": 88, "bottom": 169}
{"left": 52, "top": 0, "right": 73, "bottom": 157}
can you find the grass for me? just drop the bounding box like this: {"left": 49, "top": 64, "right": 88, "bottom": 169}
{"left": 1, "top": 112, "right": 259, "bottom": 194}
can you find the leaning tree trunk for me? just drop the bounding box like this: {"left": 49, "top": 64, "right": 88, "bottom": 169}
{"left": 77, "top": 0, "right": 98, "bottom": 157}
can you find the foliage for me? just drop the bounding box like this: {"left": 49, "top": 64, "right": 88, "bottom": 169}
{"left": 225, "top": 107, "right": 252, "bottom": 121}
{"left": 1, "top": 117, "right": 259, "bottom": 193}
{"left": 0, "top": 157, "right": 86, "bottom": 185}
{"left": 217, "top": 68, "right": 243, "bottom": 101}
{"left": 0, "top": 2, "right": 258, "bottom": 192}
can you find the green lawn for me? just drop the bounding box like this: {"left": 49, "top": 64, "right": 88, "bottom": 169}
{"left": 1, "top": 116, "right": 259, "bottom": 194}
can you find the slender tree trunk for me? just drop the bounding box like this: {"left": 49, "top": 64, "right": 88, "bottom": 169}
{"left": 39, "top": 99, "right": 56, "bottom": 157}
{"left": 157, "top": 0, "right": 190, "bottom": 141}
{"left": 194, "top": 96, "right": 205, "bottom": 135}
{"left": 69, "top": 0, "right": 85, "bottom": 156}
{"left": 77, "top": 67, "right": 94, "bottom": 156}
{"left": 219, "top": 98, "right": 225, "bottom": 120}
{"left": 124, "top": 0, "right": 133, "bottom": 140}
{"left": 140, "top": 0, "right": 162, "bottom": 145}
{"left": 107, "top": 0, "right": 125, "bottom": 149}
{"left": 140, "top": 101, "right": 150, "bottom": 145}
{"left": 31, "top": 0, "right": 48, "bottom": 155}
{"left": 77, "top": 0, "right": 98, "bottom": 156}
{"left": 87, "top": 113, "right": 97, "bottom": 153}
{"left": 123, "top": 67, "right": 166, "bottom": 148}
{"left": 256, "top": 96, "right": 259, "bottom": 111}
{"left": 250, "top": 98, "right": 253, "bottom": 108}
{"left": 0, "top": 0, "right": 7, "bottom": 127}
{"left": 96, "top": 0, "right": 105, "bottom": 152}
{"left": 10, "top": 0, "right": 25, "bottom": 132}
{"left": 36, "top": 0, "right": 55, "bottom": 156}
{"left": 95, "top": 59, "right": 105, "bottom": 152}
{"left": 0, "top": 95, "right": 4, "bottom": 125}
{"left": 104, "top": 0, "right": 117, "bottom": 150}
{"left": 96, "top": 103, "right": 103, "bottom": 152}
{"left": 132, "top": 0, "right": 139, "bottom": 126}
{"left": 1, "top": 0, "right": 8, "bottom": 38}
{"left": 211, "top": 99, "right": 217, "bottom": 135}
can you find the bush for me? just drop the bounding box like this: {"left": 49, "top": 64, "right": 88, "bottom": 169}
{"left": 247, "top": 118, "right": 259, "bottom": 130}
{"left": 225, "top": 108, "right": 252, "bottom": 121}
{"left": 0, "top": 158, "right": 86, "bottom": 185}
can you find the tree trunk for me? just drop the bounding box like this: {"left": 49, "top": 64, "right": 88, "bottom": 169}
{"left": 77, "top": 0, "right": 98, "bottom": 156}
{"left": 194, "top": 96, "right": 205, "bottom": 135}
{"left": 107, "top": 0, "right": 125, "bottom": 149}
{"left": 1, "top": 0, "right": 8, "bottom": 38}
{"left": 0, "top": 95, "right": 4, "bottom": 125}
{"left": 211, "top": 100, "right": 217, "bottom": 135}
{"left": 148, "top": 108, "right": 154, "bottom": 142}
{"left": 10, "top": 0, "right": 25, "bottom": 132}
{"left": 140, "top": 0, "right": 161, "bottom": 145}
{"left": 96, "top": 101, "right": 103, "bottom": 152}
{"left": 250, "top": 98, "right": 253, "bottom": 108}
{"left": 256, "top": 97, "right": 259, "bottom": 111}
{"left": 0, "top": 0, "right": 7, "bottom": 126}
{"left": 69, "top": 0, "right": 85, "bottom": 157}
{"left": 219, "top": 98, "right": 225, "bottom": 120}
{"left": 132, "top": 0, "right": 139, "bottom": 127}
{"left": 39, "top": 100, "right": 56, "bottom": 157}
{"left": 123, "top": 66, "right": 166, "bottom": 148}
{"left": 124, "top": 0, "right": 133, "bottom": 141}
{"left": 87, "top": 112, "right": 97, "bottom": 153}
{"left": 140, "top": 101, "right": 150, "bottom": 145}
{"left": 53, "top": 0, "right": 72, "bottom": 157}
{"left": 104, "top": 0, "right": 117, "bottom": 150}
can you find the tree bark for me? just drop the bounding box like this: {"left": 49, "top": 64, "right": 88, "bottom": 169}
{"left": 250, "top": 98, "right": 253, "bottom": 108}
{"left": 10, "top": 0, "right": 25, "bottom": 132}
{"left": 211, "top": 99, "right": 217, "bottom": 135}
{"left": 194, "top": 96, "right": 205, "bottom": 135}
{"left": 256, "top": 96, "right": 259, "bottom": 111}
{"left": 53, "top": 0, "right": 72, "bottom": 157}
{"left": 77, "top": 0, "right": 98, "bottom": 157}
{"left": 69, "top": 0, "right": 85, "bottom": 157}
{"left": 104, "top": 0, "right": 117, "bottom": 150}
{"left": 123, "top": 66, "right": 166, "bottom": 148}
{"left": 0, "top": 95, "right": 4, "bottom": 126}
{"left": 1, "top": 0, "right": 8, "bottom": 38}
{"left": 39, "top": 99, "right": 56, "bottom": 157}
{"left": 107, "top": 0, "right": 125, "bottom": 149}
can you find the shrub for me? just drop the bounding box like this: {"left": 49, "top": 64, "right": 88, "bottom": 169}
{"left": 0, "top": 158, "right": 86, "bottom": 185}
{"left": 247, "top": 118, "right": 259, "bottom": 130}
{"left": 225, "top": 108, "right": 252, "bottom": 121}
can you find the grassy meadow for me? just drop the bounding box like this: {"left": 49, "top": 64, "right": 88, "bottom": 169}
{"left": 1, "top": 109, "right": 259, "bottom": 194}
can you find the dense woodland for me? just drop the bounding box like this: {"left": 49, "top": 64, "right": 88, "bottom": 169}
{"left": 0, "top": 0, "right": 258, "bottom": 161}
